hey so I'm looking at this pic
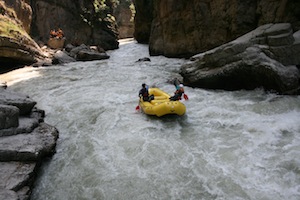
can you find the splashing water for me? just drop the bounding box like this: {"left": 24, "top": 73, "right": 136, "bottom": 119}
{"left": 6, "top": 39, "right": 300, "bottom": 200}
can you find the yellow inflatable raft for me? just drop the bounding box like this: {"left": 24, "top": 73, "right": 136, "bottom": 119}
{"left": 139, "top": 88, "right": 186, "bottom": 117}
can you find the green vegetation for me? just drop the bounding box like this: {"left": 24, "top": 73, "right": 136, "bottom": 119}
{"left": 0, "top": 1, "right": 34, "bottom": 46}
{"left": 0, "top": 16, "right": 27, "bottom": 39}
{"left": 80, "top": 0, "right": 134, "bottom": 25}
{"left": 79, "top": 0, "right": 116, "bottom": 30}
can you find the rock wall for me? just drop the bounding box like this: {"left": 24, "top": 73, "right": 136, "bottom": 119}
{"left": 114, "top": 0, "right": 135, "bottom": 39}
{"left": 3, "top": 0, "right": 32, "bottom": 33}
{"left": 0, "top": 1, "right": 47, "bottom": 67}
{"left": 134, "top": 0, "right": 300, "bottom": 58}
{"left": 133, "top": 0, "right": 153, "bottom": 44}
{"left": 30, "top": 0, "right": 119, "bottom": 50}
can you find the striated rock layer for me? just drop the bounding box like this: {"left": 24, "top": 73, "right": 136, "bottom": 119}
{"left": 180, "top": 23, "right": 300, "bottom": 95}
{"left": 0, "top": 88, "right": 59, "bottom": 200}
{"left": 0, "top": 1, "right": 47, "bottom": 67}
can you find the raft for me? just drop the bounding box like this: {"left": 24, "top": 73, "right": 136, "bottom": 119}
{"left": 139, "top": 88, "right": 186, "bottom": 117}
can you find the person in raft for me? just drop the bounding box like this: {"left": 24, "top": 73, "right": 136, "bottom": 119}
{"left": 139, "top": 83, "right": 154, "bottom": 102}
{"left": 170, "top": 84, "right": 184, "bottom": 101}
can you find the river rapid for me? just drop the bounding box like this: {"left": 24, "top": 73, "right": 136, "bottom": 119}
{"left": 6, "top": 39, "right": 300, "bottom": 200}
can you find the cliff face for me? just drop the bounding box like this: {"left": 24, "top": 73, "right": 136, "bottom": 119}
{"left": 3, "top": 0, "right": 32, "bottom": 33}
{"left": 133, "top": 0, "right": 153, "bottom": 44}
{"left": 1, "top": 0, "right": 121, "bottom": 69}
{"left": 134, "top": 0, "right": 300, "bottom": 58}
{"left": 0, "top": 1, "right": 46, "bottom": 67}
{"left": 114, "top": 0, "right": 135, "bottom": 39}
{"left": 181, "top": 23, "right": 300, "bottom": 94}
{"left": 30, "top": 0, "right": 119, "bottom": 50}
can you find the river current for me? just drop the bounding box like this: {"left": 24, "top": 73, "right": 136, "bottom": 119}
{"left": 5, "top": 39, "right": 300, "bottom": 200}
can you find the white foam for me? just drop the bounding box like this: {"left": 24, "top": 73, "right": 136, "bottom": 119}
{"left": 8, "top": 40, "right": 300, "bottom": 200}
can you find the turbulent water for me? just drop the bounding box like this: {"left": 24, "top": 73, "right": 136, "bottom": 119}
{"left": 7, "top": 39, "right": 300, "bottom": 200}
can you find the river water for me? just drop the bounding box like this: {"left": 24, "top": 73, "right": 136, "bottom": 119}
{"left": 5, "top": 39, "right": 300, "bottom": 200}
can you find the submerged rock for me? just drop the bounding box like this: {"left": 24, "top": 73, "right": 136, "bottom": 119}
{"left": 136, "top": 57, "right": 151, "bottom": 62}
{"left": 181, "top": 23, "right": 300, "bottom": 95}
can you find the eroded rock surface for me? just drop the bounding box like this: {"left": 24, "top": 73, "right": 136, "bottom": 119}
{"left": 134, "top": 0, "right": 300, "bottom": 58}
{"left": 0, "top": 88, "right": 58, "bottom": 200}
{"left": 181, "top": 23, "right": 300, "bottom": 94}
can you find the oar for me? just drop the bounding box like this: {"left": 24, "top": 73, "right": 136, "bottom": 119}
{"left": 136, "top": 98, "right": 141, "bottom": 111}
{"left": 135, "top": 105, "right": 140, "bottom": 111}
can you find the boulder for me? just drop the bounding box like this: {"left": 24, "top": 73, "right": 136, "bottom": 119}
{"left": 0, "top": 89, "right": 36, "bottom": 116}
{"left": 136, "top": 57, "right": 151, "bottom": 62}
{"left": 0, "top": 162, "right": 36, "bottom": 199}
{"left": 181, "top": 23, "right": 300, "bottom": 94}
{"left": 68, "top": 44, "right": 110, "bottom": 61}
{"left": 76, "top": 50, "right": 110, "bottom": 61}
{"left": 0, "top": 122, "right": 58, "bottom": 162}
{"left": 0, "top": 105, "right": 19, "bottom": 129}
{"left": 52, "top": 50, "right": 76, "bottom": 65}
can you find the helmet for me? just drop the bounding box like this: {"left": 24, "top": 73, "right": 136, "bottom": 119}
{"left": 179, "top": 84, "right": 183, "bottom": 87}
{"left": 142, "top": 83, "right": 146, "bottom": 87}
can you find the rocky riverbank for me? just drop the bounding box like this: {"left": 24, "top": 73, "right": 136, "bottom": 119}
{"left": 0, "top": 87, "right": 59, "bottom": 200}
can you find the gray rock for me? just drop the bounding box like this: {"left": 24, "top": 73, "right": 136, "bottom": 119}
{"left": 181, "top": 23, "right": 300, "bottom": 94}
{"left": 52, "top": 50, "right": 76, "bottom": 64}
{"left": 76, "top": 50, "right": 110, "bottom": 61}
{"left": 16, "top": 117, "right": 40, "bottom": 134}
{"left": 0, "top": 88, "right": 58, "bottom": 200}
{"left": 0, "top": 189, "right": 18, "bottom": 200}
{"left": 69, "top": 44, "right": 90, "bottom": 58}
{"left": 0, "top": 105, "right": 19, "bottom": 129}
{"left": 0, "top": 162, "right": 36, "bottom": 200}
{"left": 0, "top": 119, "right": 37, "bottom": 137}
{"left": 64, "top": 43, "right": 75, "bottom": 52}
{"left": 0, "top": 123, "right": 59, "bottom": 162}
{"left": 0, "top": 162, "right": 36, "bottom": 191}
{"left": 136, "top": 57, "right": 151, "bottom": 62}
{"left": 0, "top": 89, "right": 36, "bottom": 116}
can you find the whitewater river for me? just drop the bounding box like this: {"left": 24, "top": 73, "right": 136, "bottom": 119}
{"left": 4, "top": 39, "right": 300, "bottom": 200}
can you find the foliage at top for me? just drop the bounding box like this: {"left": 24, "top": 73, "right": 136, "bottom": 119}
{"left": 80, "top": 0, "right": 117, "bottom": 27}
{"left": 0, "top": 1, "right": 33, "bottom": 45}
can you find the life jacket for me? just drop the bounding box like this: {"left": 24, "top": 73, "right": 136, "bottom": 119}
{"left": 175, "top": 87, "right": 184, "bottom": 95}
{"left": 139, "top": 88, "right": 149, "bottom": 98}
{"left": 142, "top": 88, "right": 149, "bottom": 97}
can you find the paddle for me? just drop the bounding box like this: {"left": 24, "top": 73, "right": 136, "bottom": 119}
{"left": 135, "top": 105, "right": 140, "bottom": 111}
{"left": 183, "top": 93, "right": 189, "bottom": 100}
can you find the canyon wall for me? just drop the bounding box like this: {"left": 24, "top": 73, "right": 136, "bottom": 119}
{"left": 30, "top": 0, "right": 119, "bottom": 50}
{"left": 134, "top": 0, "right": 300, "bottom": 58}
{"left": 1, "top": 0, "right": 122, "bottom": 68}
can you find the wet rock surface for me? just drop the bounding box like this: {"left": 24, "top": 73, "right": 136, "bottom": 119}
{"left": 0, "top": 88, "right": 59, "bottom": 200}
